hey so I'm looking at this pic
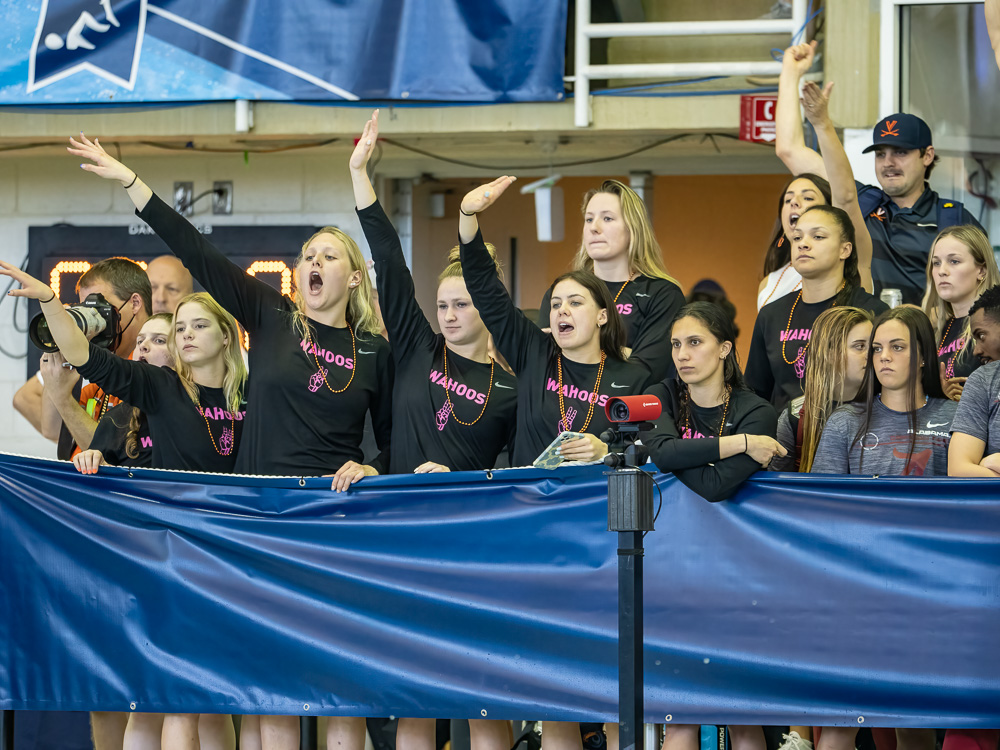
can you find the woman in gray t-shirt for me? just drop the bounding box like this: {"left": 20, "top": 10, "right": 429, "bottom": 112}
{"left": 813, "top": 306, "right": 957, "bottom": 476}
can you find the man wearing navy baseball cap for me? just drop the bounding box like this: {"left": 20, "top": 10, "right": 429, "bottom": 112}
{"left": 775, "top": 42, "right": 983, "bottom": 305}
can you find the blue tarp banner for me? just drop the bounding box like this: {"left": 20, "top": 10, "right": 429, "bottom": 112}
{"left": 0, "top": 1, "right": 567, "bottom": 104}
{"left": 0, "top": 453, "right": 998, "bottom": 726}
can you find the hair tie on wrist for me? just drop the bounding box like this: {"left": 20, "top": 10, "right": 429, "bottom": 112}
{"left": 41, "top": 290, "right": 56, "bottom": 304}
{"left": 123, "top": 173, "right": 138, "bottom": 190}
{"left": 460, "top": 208, "right": 476, "bottom": 217}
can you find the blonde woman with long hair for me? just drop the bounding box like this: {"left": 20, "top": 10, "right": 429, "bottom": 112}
{"left": 770, "top": 307, "right": 873, "bottom": 472}
{"left": 68, "top": 133, "right": 393, "bottom": 750}
{"left": 922, "top": 225, "right": 1000, "bottom": 400}
{"left": 536, "top": 179, "right": 684, "bottom": 381}
{"left": 0, "top": 270, "right": 246, "bottom": 750}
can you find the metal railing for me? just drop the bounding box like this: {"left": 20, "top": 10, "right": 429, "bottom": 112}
{"left": 573, "top": 0, "right": 809, "bottom": 127}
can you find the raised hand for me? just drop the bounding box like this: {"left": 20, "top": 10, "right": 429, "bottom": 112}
{"left": 801, "top": 80, "right": 834, "bottom": 125}
{"left": 0, "top": 260, "right": 56, "bottom": 301}
{"left": 67, "top": 133, "right": 134, "bottom": 185}
{"left": 782, "top": 40, "right": 817, "bottom": 77}
{"left": 460, "top": 176, "right": 516, "bottom": 216}
{"left": 350, "top": 109, "right": 379, "bottom": 172}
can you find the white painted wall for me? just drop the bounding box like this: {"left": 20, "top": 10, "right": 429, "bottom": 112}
{"left": 0, "top": 151, "right": 371, "bottom": 458}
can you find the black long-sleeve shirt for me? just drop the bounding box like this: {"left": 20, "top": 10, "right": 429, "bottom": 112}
{"left": 461, "top": 229, "right": 650, "bottom": 465}
{"left": 642, "top": 378, "right": 778, "bottom": 502}
{"left": 137, "top": 193, "right": 393, "bottom": 476}
{"left": 537, "top": 275, "right": 683, "bottom": 382}
{"left": 78, "top": 345, "right": 244, "bottom": 473}
{"left": 358, "top": 201, "right": 516, "bottom": 473}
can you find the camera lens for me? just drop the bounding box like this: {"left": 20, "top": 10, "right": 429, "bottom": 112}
{"left": 609, "top": 399, "right": 629, "bottom": 422}
{"left": 28, "top": 314, "right": 58, "bottom": 353}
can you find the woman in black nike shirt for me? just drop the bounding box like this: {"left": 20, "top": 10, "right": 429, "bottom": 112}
{"left": 351, "top": 111, "right": 516, "bottom": 477}
{"left": 69, "top": 133, "right": 392, "bottom": 750}
{"left": 0, "top": 271, "right": 246, "bottom": 750}
{"left": 644, "top": 302, "right": 785, "bottom": 503}
{"left": 459, "top": 177, "right": 650, "bottom": 750}
{"left": 350, "top": 111, "right": 516, "bottom": 750}
{"left": 459, "top": 177, "right": 651, "bottom": 468}
{"left": 535, "top": 179, "right": 684, "bottom": 381}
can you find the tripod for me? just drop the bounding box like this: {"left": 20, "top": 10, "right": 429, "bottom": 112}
{"left": 603, "top": 424, "right": 655, "bottom": 750}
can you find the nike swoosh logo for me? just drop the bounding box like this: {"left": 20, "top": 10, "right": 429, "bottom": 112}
{"left": 634, "top": 293, "right": 650, "bottom": 298}
{"left": 358, "top": 350, "right": 377, "bottom": 355}
{"left": 926, "top": 421, "right": 949, "bottom": 428}
{"left": 611, "top": 382, "right": 629, "bottom": 388}
{"left": 494, "top": 382, "right": 514, "bottom": 389}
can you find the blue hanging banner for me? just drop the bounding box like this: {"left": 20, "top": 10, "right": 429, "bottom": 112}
{"left": 1, "top": 0, "right": 568, "bottom": 104}
{"left": 0, "top": 454, "right": 998, "bottom": 725}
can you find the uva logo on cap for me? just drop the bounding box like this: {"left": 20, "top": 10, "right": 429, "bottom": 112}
{"left": 880, "top": 120, "right": 900, "bottom": 137}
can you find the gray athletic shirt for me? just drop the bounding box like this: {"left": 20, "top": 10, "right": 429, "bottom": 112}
{"left": 812, "top": 397, "right": 957, "bottom": 476}
{"left": 950, "top": 361, "right": 1000, "bottom": 454}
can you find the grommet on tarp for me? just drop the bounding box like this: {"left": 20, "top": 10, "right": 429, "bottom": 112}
{"left": 129, "top": 702, "right": 136, "bottom": 710}
{"left": 299, "top": 478, "right": 306, "bottom": 487}
{"left": 128, "top": 471, "right": 134, "bottom": 478}
{"left": 486, "top": 470, "right": 493, "bottom": 480}
{"left": 665, "top": 715, "right": 672, "bottom": 722}
{"left": 857, "top": 717, "right": 865, "bottom": 724}
{"left": 480, "top": 709, "right": 487, "bottom": 717}
{"left": 303, "top": 704, "right": 310, "bottom": 711}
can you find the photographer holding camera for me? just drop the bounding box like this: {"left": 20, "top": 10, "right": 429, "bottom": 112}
{"left": 13, "top": 257, "right": 151, "bottom": 458}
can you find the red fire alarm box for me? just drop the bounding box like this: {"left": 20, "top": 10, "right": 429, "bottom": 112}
{"left": 740, "top": 95, "right": 778, "bottom": 143}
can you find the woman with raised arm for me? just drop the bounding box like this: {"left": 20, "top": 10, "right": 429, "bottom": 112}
{"left": 68, "top": 134, "right": 392, "bottom": 750}
{"left": 770, "top": 307, "right": 873, "bottom": 472}
{"left": 75, "top": 312, "right": 175, "bottom": 472}
{"left": 459, "top": 177, "right": 651, "bottom": 467}
{"left": 923, "top": 225, "right": 1000, "bottom": 400}
{"left": 349, "top": 111, "right": 516, "bottom": 750}
{"left": 758, "top": 172, "right": 832, "bottom": 310}
{"left": 459, "top": 177, "right": 650, "bottom": 750}
{"left": 799, "top": 77, "right": 874, "bottom": 294}
{"left": 641, "top": 302, "right": 785, "bottom": 504}
{"left": 352, "top": 110, "right": 516, "bottom": 476}
{"left": 536, "top": 179, "right": 684, "bottom": 381}
{"left": 0, "top": 269, "right": 246, "bottom": 750}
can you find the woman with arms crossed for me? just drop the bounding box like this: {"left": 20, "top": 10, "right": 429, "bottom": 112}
{"left": 643, "top": 302, "right": 785, "bottom": 503}
{"left": 69, "top": 134, "right": 392, "bottom": 750}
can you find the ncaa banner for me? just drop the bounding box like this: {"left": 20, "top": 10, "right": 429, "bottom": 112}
{"left": 0, "top": 0, "right": 568, "bottom": 104}
{"left": 0, "top": 455, "right": 998, "bottom": 725}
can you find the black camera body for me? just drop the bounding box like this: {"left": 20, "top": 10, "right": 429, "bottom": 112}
{"left": 29, "top": 293, "right": 121, "bottom": 354}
